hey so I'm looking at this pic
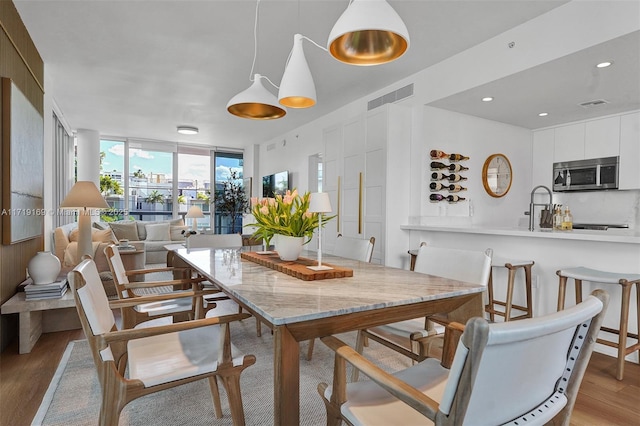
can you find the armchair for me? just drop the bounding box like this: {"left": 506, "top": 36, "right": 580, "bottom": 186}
{"left": 318, "top": 290, "right": 609, "bottom": 426}
{"left": 69, "top": 258, "right": 256, "bottom": 426}
{"left": 352, "top": 245, "right": 492, "bottom": 379}
{"left": 104, "top": 244, "right": 211, "bottom": 329}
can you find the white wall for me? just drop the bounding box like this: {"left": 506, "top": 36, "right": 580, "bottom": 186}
{"left": 420, "top": 107, "right": 532, "bottom": 227}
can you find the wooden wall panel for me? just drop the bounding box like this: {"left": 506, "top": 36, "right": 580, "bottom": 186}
{"left": 1, "top": 0, "right": 45, "bottom": 351}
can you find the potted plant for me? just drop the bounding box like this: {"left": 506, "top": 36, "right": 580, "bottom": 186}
{"left": 247, "top": 189, "right": 334, "bottom": 260}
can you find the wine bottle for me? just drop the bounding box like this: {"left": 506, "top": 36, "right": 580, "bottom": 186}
{"left": 431, "top": 172, "right": 448, "bottom": 181}
{"left": 447, "top": 174, "right": 467, "bottom": 182}
{"left": 430, "top": 150, "right": 449, "bottom": 159}
{"left": 449, "top": 153, "right": 470, "bottom": 162}
{"left": 429, "top": 194, "right": 445, "bottom": 202}
{"left": 448, "top": 184, "right": 467, "bottom": 192}
{"left": 430, "top": 161, "right": 448, "bottom": 170}
{"left": 447, "top": 195, "right": 466, "bottom": 203}
{"left": 448, "top": 163, "right": 469, "bottom": 172}
{"left": 430, "top": 182, "right": 444, "bottom": 191}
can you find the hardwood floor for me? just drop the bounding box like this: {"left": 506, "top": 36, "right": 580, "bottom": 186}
{"left": 1, "top": 328, "right": 638, "bottom": 425}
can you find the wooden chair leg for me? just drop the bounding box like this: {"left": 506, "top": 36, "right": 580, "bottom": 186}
{"left": 208, "top": 376, "right": 223, "bottom": 419}
{"left": 557, "top": 275, "right": 567, "bottom": 311}
{"left": 351, "top": 331, "right": 366, "bottom": 382}
{"left": 487, "top": 268, "right": 495, "bottom": 322}
{"left": 504, "top": 267, "right": 516, "bottom": 322}
{"left": 575, "top": 278, "right": 583, "bottom": 304}
{"left": 220, "top": 373, "right": 246, "bottom": 426}
{"left": 524, "top": 264, "right": 533, "bottom": 318}
{"left": 99, "top": 378, "right": 126, "bottom": 426}
{"left": 616, "top": 283, "right": 632, "bottom": 380}
{"left": 307, "top": 338, "right": 315, "bottom": 361}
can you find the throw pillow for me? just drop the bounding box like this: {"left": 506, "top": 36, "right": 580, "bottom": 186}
{"left": 170, "top": 225, "right": 190, "bottom": 241}
{"left": 69, "top": 228, "right": 115, "bottom": 242}
{"left": 145, "top": 223, "right": 171, "bottom": 241}
{"left": 109, "top": 221, "right": 140, "bottom": 241}
{"left": 92, "top": 228, "right": 117, "bottom": 243}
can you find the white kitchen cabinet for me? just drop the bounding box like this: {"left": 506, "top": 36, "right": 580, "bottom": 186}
{"left": 532, "top": 128, "right": 555, "bottom": 188}
{"left": 585, "top": 115, "right": 620, "bottom": 159}
{"left": 553, "top": 123, "right": 585, "bottom": 162}
{"left": 322, "top": 104, "right": 410, "bottom": 266}
{"left": 619, "top": 111, "right": 640, "bottom": 190}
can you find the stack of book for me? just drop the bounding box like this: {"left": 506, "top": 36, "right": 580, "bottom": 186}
{"left": 24, "top": 279, "right": 69, "bottom": 300}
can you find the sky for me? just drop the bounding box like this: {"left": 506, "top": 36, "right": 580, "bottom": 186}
{"left": 100, "top": 140, "right": 242, "bottom": 183}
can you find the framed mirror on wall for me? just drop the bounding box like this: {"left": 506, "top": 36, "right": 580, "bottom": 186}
{"left": 482, "top": 153, "right": 512, "bottom": 198}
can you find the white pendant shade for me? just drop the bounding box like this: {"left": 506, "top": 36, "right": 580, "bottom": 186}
{"left": 328, "top": 0, "right": 410, "bottom": 66}
{"left": 279, "top": 34, "right": 317, "bottom": 108}
{"left": 227, "top": 74, "right": 287, "bottom": 120}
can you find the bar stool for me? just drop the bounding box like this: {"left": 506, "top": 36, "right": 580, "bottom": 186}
{"left": 556, "top": 267, "right": 640, "bottom": 380}
{"left": 485, "top": 258, "right": 534, "bottom": 322}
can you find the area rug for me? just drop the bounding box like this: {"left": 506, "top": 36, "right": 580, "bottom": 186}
{"left": 33, "top": 319, "right": 412, "bottom": 425}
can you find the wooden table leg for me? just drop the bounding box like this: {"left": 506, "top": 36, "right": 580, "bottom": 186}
{"left": 273, "top": 325, "right": 300, "bottom": 425}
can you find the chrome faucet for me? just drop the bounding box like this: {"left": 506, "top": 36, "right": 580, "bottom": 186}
{"left": 527, "top": 185, "right": 553, "bottom": 231}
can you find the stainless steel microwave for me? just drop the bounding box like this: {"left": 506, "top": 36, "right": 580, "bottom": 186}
{"left": 552, "top": 156, "right": 619, "bottom": 192}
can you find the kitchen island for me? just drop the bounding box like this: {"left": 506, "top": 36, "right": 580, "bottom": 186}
{"left": 401, "top": 222, "right": 640, "bottom": 365}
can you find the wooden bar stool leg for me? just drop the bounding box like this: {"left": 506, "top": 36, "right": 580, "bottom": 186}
{"left": 617, "top": 283, "right": 632, "bottom": 380}
{"left": 557, "top": 275, "right": 567, "bottom": 311}
{"left": 504, "top": 267, "right": 516, "bottom": 322}
{"left": 524, "top": 264, "right": 533, "bottom": 318}
{"left": 487, "top": 268, "right": 495, "bottom": 322}
{"left": 575, "top": 278, "right": 583, "bottom": 304}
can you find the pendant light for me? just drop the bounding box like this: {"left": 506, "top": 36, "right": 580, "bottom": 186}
{"left": 227, "top": 0, "right": 286, "bottom": 119}
{"left": 328, "top": 0, "right": 410, "bottom": 66}
{"left": 227, "top": 74, "right": 286, "bottom": 119}
{"left": 278, "top": 34, "right": 323, "bottom": 108}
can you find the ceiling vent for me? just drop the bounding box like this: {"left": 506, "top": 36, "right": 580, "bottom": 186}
{"left": 267, "top": 143, "right": 276, "bottom": 151}
{"left": 578, "top": 99, "right": 609, "bottom": 108}
{"left": 368, "top": 83, "right": 414, "bottom": 111}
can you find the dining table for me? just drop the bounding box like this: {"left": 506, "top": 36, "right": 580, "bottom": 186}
{"left": 171, "top": 247, "right": 485, "bottom": 425}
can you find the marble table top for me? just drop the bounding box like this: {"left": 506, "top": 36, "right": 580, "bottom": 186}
{"left": 173, "top": 248, "right": 485, "bottom": 326}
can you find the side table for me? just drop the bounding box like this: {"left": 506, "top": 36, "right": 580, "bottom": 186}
{"left": 1, "top": 290, "right": 79, "bottom": 354}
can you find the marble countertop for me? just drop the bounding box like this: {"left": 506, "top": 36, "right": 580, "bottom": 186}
{"left": 400, "top": 224, "right": 640, "bottom": 244}
{"left": 173, "top": 248, "right": 484, "bottom": 326}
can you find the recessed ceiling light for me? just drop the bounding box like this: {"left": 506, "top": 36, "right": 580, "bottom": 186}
{"left": 177, "top": 126, "right": 199, "bottom": 135}
{"left": 481, "top": 97, "right": 494, "bottom": 102}
{"left": 596, "top": 61, "right": 613, "bottom": 68}
{"left": 538, "top": 112, "right": 549, "bottom": 117}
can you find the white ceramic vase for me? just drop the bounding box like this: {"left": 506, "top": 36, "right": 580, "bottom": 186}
{"left": 28, "top": 251, "right": 61, "bottom": 284}
{"left": 275, "top": 234, "right": 304, "bottom": 261}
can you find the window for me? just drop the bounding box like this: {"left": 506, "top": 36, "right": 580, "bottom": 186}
{"left": 129, "top": 147, "right": 173, "bottom": 222}
{"left": 177, "top": 151, "right": 211, "bottom": 231}
{"left": 99, "top": 140, "right": 126, "bottom": 221}
{"left": 213, "top": 152, "right": 245, "bottom": 234}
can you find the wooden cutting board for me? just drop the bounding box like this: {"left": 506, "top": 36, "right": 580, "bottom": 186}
{"left": 240, "top": 251, "right": 353, "bottom": 281}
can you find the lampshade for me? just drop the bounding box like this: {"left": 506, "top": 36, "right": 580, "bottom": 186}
{"left": 227, "top": 74, "right": 287, "bottom": 119}
{"left": 278, "top": 34, "right": 316, "bottom": 108}
{"left": 328, "top": 0, "right": 410, "bottom": 66}
{"left": 60, "top": 181, "right": 109, "bottom": 209}
{"left": 185, "top": 205, "right": 205, "bottom": 218}
{"left": 309, "top": 192, "right": 332, "bottom": 213}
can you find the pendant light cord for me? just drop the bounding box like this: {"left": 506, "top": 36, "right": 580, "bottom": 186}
{"left": 249, "top": 0, "right": 280, "bottom": 89}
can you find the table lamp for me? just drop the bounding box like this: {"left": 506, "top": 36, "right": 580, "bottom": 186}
{"left": 60, "top": 181, "right": 109, "bottom": 261}
{"left": 307, "top": 192, "right": 333, "bottom": 271}
{"left": 185, "top": 205, "right": 204, "bottom": 232}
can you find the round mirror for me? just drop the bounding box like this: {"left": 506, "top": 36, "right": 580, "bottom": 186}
{"left": 482, "top": 154, "right": 512, "bottom": 198}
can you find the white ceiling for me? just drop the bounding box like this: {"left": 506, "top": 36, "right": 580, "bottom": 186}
{"left": 13, "top": 0, "right": 637, "bottom": 150}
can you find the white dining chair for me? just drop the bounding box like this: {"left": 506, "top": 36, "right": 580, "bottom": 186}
{"left": 305, "top": 234, "right": 376, "bottom": 361}
{"left": 332, "top": 234, "right": 375, "bottom": 263}
{"left": 69, "top": 257, "right": 256, "bottom": 426}
{"left": 352, "top": 244, "right": 492, "bottom": 380}
{"left": 319, "top": 290, "right": 609, "bottom": 426}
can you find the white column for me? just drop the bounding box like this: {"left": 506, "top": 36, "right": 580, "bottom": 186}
{"left": 76, "top": 129, "right": 100, "bottom": 184}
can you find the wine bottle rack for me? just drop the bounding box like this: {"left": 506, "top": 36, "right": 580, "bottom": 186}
{"left": 429, "top": 149, "right": 469, "bottom": 203}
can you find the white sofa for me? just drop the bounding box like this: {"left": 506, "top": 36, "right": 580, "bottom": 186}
{"left": 54, "top": 218, "right": 188, "bottom": 268}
